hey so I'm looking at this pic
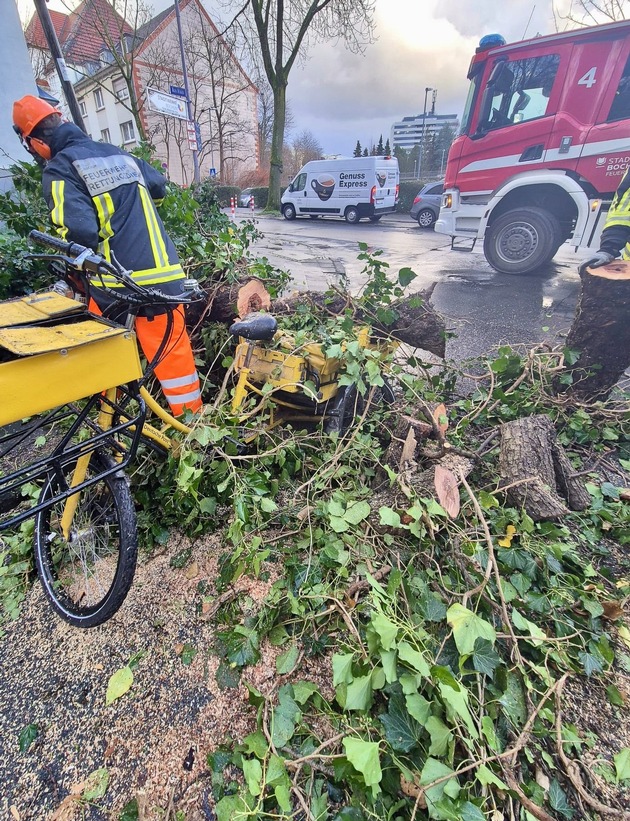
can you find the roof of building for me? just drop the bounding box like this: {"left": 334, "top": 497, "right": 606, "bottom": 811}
{"left": 25, "top": 0, "right": 132, "bottom": 64}
{"left": 399, "top": 114, "right": 459, "bottom": 123}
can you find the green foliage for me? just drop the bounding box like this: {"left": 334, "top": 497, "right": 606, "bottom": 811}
{"left": 396, "top": 180, "right": 426, "bottom": 213}
{"left": 193, "top": 179, "right": 241, "bottom": 209}
{"left": 0, "top": 160, "right": 52, "bottom": 298}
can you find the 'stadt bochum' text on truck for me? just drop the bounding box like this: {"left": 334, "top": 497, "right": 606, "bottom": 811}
{"left": 281, "top": 156, "right": 399, "bottom": 223}
{"left": 436, "top": 20, "right": 630, "bottom": 275}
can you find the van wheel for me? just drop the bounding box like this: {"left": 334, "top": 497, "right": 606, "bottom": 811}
{"left": 282, "top": 203, "right": 296, "bottom": 221}
{"left": 345, "top": 206, "right": 360, "bottom": 224}
{"left": 369, "top": 215, "right": 382, "bottom": 223}
{"left": 417, "top": 208, "right": 436, "bottom": 229}
{"left": 484, "top": 206, "right": 561, "bottom": 275}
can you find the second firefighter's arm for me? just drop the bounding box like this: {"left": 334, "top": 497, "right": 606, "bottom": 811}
{"left": 598, "top": 168, "right": 630, "bottom": 258}
{"left": 135, "top": 158, "right": 167, "bottom": 205}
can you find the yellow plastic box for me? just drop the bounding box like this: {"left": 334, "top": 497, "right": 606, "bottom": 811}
{"left": 0, "top": 292, "right": 143, "bottom": 427}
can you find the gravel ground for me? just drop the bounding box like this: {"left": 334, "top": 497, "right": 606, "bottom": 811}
{"left": 0, "top": 532, "right": 274, "bottom": 819}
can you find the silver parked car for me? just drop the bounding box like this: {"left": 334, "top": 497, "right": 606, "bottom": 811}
{"left": 410, "top": 181, "right": 444, "bottom": 229}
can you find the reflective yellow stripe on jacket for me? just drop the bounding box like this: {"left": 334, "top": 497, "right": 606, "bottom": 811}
{"left": 138, "top": 185, "right": 168, "bottom": 269}
{"left": 93, "top": 192, "right": 115, "bottom": 261}
{"left": 51, "top": 180, "right": 68, "bottom": 239}
{"left": 92, "top": 263, "right": 185, "bottom": 288}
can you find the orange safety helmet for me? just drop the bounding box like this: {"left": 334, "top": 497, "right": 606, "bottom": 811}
{"left": 12, "top": 95, "right": 61, "bottom": 161}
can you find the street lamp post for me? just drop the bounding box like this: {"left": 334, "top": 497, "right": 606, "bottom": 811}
{"left": 418, "top": 86, "right": 433, "bottom": 181}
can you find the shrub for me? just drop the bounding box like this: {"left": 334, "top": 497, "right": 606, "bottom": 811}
{"left": 249, "top": 187, "right": 269, "bottom": 208}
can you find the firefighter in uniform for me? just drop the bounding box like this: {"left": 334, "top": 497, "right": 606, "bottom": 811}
{"left": 12, "top": 95, "right": 202, "bottom": 416}
{"left": 584, "top": 167, "right": 630, "bottom": 270}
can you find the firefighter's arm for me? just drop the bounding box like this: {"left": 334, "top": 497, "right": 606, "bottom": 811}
{"left": 135, "top": 158, "right": 166, "bottom": 205}
{"left": 42, "top": 170, "right": 100, "bottom": 250}
{"left": 598, "top": 167, "right": 630, "bottom": 257}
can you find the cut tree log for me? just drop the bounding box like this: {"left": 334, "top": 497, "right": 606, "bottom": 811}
{"left": 498, "top": 415, "right": 590, "bottom": 521}
{"left": 558, "top": 262, "right": 630, "bottom": 400}
{"left": 192, "top": 281, "right": 447, "bottom": 358}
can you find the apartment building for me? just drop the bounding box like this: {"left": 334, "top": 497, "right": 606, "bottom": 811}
{"left": 391, "top": 113, "right": 460, "bottom": 151}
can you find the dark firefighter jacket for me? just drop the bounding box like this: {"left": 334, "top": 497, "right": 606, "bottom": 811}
{"left": 599, "top": 167, "right": 630, "bottom": 259}
{"left": 42, "top": 123, "right": 185, "bottom": 296}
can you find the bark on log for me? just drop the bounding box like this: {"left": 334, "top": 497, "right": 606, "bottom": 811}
{"left": 498, "top": 415, "right": 589, "bottom": 521}
{"left": 191, "top": 281, "right": 447, "bottom": 359}
{"left": 559, "top": 262, "right": 630, "bottom": 400}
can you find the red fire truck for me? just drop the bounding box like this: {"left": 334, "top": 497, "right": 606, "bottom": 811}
{"left": 436, "top": 20, "right": 630, "bottom": 275}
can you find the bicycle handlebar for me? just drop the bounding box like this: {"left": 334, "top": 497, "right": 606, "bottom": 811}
{"left": 28, "top": 230, "right": 201, "bottom": 308}
{"left": 30, "top": 229, "right": 85, "bottom": 257}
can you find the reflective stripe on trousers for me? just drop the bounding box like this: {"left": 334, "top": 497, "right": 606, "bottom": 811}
{"left": 88, "top": 300, "right": 202, "bottom": 415}
{"left": 135, "top": 308, "right": 202, "bottom": 415}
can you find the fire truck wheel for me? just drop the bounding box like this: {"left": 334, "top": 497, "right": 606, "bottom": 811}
{"left": 282, "top": 203, "right": 297, "bottom": 220}
{"left": 484, "top": 206, "right": 561, "bottom": 275}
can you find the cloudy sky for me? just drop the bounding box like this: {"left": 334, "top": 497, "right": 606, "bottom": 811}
{"left": 26, "top": 0, "right": 576, "bottom": 155}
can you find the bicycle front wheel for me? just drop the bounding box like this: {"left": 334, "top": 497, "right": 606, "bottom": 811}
{"left": 34, "top": 451, "right": 138, "bottom": 628}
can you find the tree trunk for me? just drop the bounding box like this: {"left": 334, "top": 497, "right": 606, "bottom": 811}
{"left": 188, "top": 283, "right": 447, "bottom": 358}
{"left": 498, "top": 415, "right": 590, "bottom": 521}
{"left": 559, "top": 262, "right": 630, "bottom": 400}
{"left": 267, "top": 81, "right": 287, "bottom": 211}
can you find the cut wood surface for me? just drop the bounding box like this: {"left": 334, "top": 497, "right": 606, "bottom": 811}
{"left": 499, "top": 415, "right": 590, "bottom": 521}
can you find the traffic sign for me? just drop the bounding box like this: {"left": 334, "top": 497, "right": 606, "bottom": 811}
{"left": 170, "top": 85, "right": 187, "bottom": 98}
{"left": 209, "top": 168, "right": 217, "bottom": 178}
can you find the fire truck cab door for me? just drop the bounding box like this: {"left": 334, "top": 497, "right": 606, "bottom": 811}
{"left": 463, "top": 46, "right": 566, "bottom": 193}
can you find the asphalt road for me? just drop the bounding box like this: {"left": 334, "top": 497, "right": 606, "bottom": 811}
{"left": 236, "top": 209, "right": 583, "bottom": 364}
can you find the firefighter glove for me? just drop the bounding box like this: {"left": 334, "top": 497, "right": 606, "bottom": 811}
{"left": 580, "top": 250, "right": 614, "bottom": 273}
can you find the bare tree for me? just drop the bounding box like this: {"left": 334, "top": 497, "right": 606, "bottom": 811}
{"left": 56, "top": 0, "right": 153, "bottom": 140}
{"left": 553, "top": 0, "right": 630, "bottom": 27}
{"left": 226, "top": 0, "right": 375, "bottom": 210}
{"left": 289, "top": 128, "right": 322, "bottom": 174}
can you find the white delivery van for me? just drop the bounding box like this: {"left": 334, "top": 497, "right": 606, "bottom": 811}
{"left": 281, "top": 156, "right": 399, "bottom": 223}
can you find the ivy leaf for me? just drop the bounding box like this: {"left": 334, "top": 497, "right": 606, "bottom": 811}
{"left": 614, "top": 748, "right": 630, "bottom": 781}
{"left": 271, "top": 687, "right": 301, "bottom": 748}
{"left": 223, "top": 626, "right": 260, "bottom": 667}
{"left": 398, "top": 267, "right": 417, "bottom": 287}
{"left": 343, "top": 737, "right": 382, "bottom": 796}
{"left": 215, "top": 794, "right": 253, "bottom": 821}
{"left": 579, "top": 651, "right": 603, "bottom": 677}
{"left": 439, "top": 681, "right": 479, "bottom": 739}
{"left": 447, "top": 603, "right": 496, "bottom": 656}
{"left": 370, "top": 610, "right": 398, "bottom": 651}
{"left": 242, "top": 757, "right": 263, "bottom": 796}
{"left": 472, "top": 637, "right": 501, "bottom": 679}
{"left": 459, "top": 803, "right": 487, "bottom": 821}
{"left": 18, "top": 724, "right": 38, "bottom": 753}
{"left": 405, "top": 693, "right": 431, "bottom": 725}
{"left": 499, "top": 671, "right": 527, "bottom": 727}
{"left": 292, "top": 681, "right": 319, "bottom": 704}
{"left": 106, "top": 665, "right": 133, "bottom": 706}
{"left": 398, "top": 641, "right": 430, "bottom": 676}
{"left": 119, "top": 799, "right": 139, "bottom": 821}
{"left": 419, "top": 593, "right": 447, "bottom": 622}
{"left": 548, "top": 778, "right": 574, "bottom": 818}
{"left": 82, "top": 768, "right": 109, "bottom": 801}
{"left": 420, "top": 758, "right": 460, "bottom": 808}
{"left": 344, "top": 500, "right": 371, "bottom": 525}
{"left": 344, "top": 674, "right": 373, "bottom": 711}
{"left": 511, "top": 608, "right": 547, "bottom": 645}
{"left": 426, "top": 715, "right": 453, "bottom": 757}
{"left": 379, "top": 692, "right": 421, "bottom": 752}
{"left": 332, "top": 653, "right": 354, "bottom": 687}
{"left": 379, "top": 507, "right": 401, "bottom": 527}
{"left": 276, "top": 643, "right": 300, "bottom": 675}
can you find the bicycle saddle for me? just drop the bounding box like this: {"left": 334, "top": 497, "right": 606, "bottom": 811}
{"left": 229, "top": 312, "right": 278, "bottom": 341}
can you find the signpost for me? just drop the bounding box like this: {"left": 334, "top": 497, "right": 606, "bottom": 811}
{"left": 169, "top": 85, "right": 187, "bottom": 98}
{"left": 186, "top": 120, "right": 198, "bottom": 152}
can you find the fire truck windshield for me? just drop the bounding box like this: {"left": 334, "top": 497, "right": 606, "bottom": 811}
{"left": 460, "top": 65, "right": 483, "bottom": 135}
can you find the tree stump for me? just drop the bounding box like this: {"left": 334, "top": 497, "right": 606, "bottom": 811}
{"left": 498, "top": 415, "right": 590, "bottom": 521}
{"left": 560, "top": 262, "right": 630, "bottom": 400}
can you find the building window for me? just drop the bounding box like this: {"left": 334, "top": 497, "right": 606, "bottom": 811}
{"left": 120, "top": 120, "right": 135, "bottom": 143}
{"left": 94, "top": 87, "right": 104, "bottom": 110}
{"left": 79, "top": 100, "right": 87, "bottom": 117}
{"left": 113, "top": 77, "right": 129, "bottom": 102}
{"left": 100, "top": 128, "right": 111, "bottom": 143}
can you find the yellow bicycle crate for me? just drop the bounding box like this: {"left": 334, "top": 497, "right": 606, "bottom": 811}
{"left": 0, "top": 291, "right": 143, "bottom": 427}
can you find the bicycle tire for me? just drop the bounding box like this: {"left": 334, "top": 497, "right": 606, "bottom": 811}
{"left": 33, "top": 450, "right": 138, "bottom": 628}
